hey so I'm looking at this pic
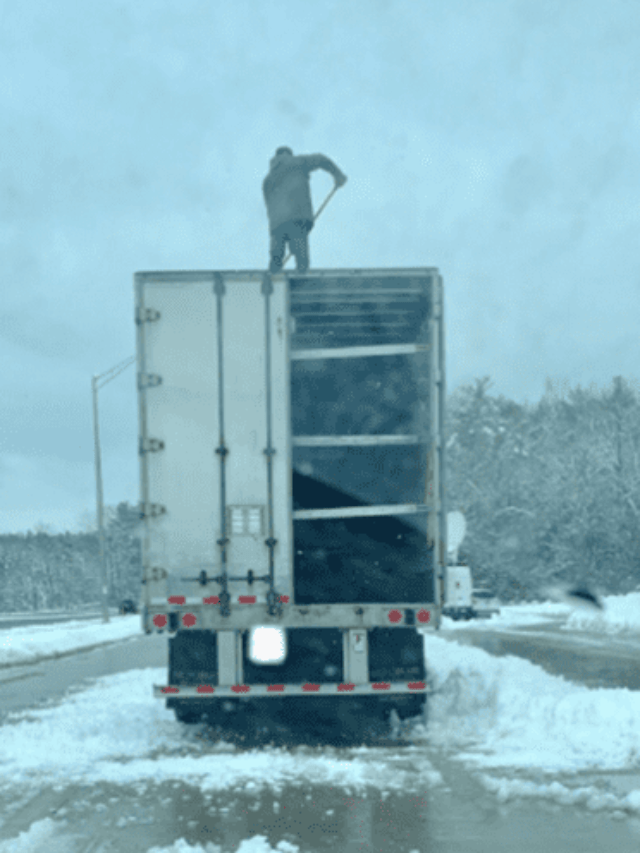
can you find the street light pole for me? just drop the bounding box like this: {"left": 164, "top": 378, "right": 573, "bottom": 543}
{"left": 92, "top": 375, "right": 109, "bottom": 623}
{"left": 91, "top": 356, "right": 136, "bottom": 624}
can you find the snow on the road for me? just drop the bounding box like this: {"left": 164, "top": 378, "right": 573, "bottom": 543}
{"left": 419, "top": 617, "right": 640, "bottom": 816}
{"left": 146, "top": 838, "right": 302, "bottom": 852}
{"left": 0, "top": 664, "right": 442, "bottom": 795}
{"left": 422, "top": 632, "right": 640, "bottom": 773}
{"left": 2, "top": 591, "right": 640, "bottom": 849}
{"left": 0, "top": 615, "right": 142, "bottom": 667}
{"left": 0, "top": 817, "right": 304, "bottom": 853}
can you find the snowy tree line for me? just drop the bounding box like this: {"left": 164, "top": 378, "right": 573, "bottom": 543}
{"left": 1, "top": 375, "right": 640, "bottom": 612}
{"left": 0, "top": 502, "right": 141, "bottom": 613}
{"left": 448, "top": 375, "right": 640, "bottom": 601}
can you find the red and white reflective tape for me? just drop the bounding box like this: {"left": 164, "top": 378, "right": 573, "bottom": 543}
{"left": 154, "top": 680, "right": 429, "bottom": 699}
{"left": 151, "top": 595, "right": 290, "bottom": 606}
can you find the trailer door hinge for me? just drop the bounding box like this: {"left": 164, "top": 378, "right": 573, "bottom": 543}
{"left": 140, "top": 503, "right": 167, "bottom": 519}
{"left": 138, "top": 373, "right": 162, "bottom": 390}
{"left": 136, "top": 307, "right": 161, "bottom": 325}
{"left": 147, "top": 566, "right": 168, "bottom": 581}
{"left": 139, "top": 437, "right": 165, "bottom": 454}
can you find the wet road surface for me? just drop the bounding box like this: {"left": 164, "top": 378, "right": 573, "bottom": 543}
{"left": 444, "top": 620, "right": 640, "bottom": 690}
{"left": 2, "top": 749, "right": 640, "bottom": 852}
{"left": 1, "top": 622, "right": 640, "bottom": 851}
{"left": 0, "top": 626, "right": 155, "bottom": 722}
{"left": 0, "top": 608, "right": 119, "bottom": 631}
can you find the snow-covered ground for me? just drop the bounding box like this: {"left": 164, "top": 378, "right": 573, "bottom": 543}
{"left": 2, "top": 594, "right": 640, "bottom": 850}
{"left": 442, "top": 591, "right": 640, "bottom": 634}
{"left": 0, "top": 614, "right": 142, "bottom": 668}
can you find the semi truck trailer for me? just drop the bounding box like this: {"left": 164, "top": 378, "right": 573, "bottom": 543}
{"left": 135, "top": 267, "right": 447, "bottom": 740}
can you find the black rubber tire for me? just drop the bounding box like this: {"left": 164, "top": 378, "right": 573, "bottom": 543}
{"left": 169, "top": 699, "right": 207, "bottom": 725}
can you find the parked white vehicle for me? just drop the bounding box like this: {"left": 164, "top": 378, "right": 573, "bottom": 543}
{"left": 443, "top": 511, "right": 499, "bottom": 620}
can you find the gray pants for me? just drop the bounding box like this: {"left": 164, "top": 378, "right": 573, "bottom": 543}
{"left": 269, "top": 219, "right": 312, "bottom": 273}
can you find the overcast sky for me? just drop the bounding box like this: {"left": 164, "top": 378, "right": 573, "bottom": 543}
{"left": 2, "top": 0, "right": 639, "bottom": 534}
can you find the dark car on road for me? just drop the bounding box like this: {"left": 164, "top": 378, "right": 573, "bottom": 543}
{"left": 119, "top": 599, "right": 138, "bottom": 615}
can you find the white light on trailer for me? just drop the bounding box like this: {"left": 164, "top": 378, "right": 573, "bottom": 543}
{"left": 248, "top": 626, "right": 287, "bottom": 664}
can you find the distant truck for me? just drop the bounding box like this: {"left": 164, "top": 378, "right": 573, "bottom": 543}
{"left": 135, "top": 267, "right": 447, "bottom": 739}
{"left": 442, "top": 564, "right": 500, "bottom": 621}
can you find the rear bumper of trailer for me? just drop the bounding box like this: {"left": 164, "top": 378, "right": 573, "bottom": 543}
{"left": 144, "top": 601, "right": 439, "bottom": 632}
{"left": 155, "top": 680, "right": 432, "bottom": 699}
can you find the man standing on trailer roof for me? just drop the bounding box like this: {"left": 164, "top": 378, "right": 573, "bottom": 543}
{"left": 262, "top": 147, "right": 347, "bottom": 274}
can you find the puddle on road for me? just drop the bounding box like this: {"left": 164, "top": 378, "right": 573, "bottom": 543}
{"left": 0, "top": 779, "right": 434, "bottom": 853}
{"left": 3, "top": 760, "right": 640, "bottom": 852}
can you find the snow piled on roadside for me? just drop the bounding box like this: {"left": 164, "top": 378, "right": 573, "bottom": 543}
{"left": 563, "top": 592, "right": 640, "bottom": 635}
{"left": 423, "top": 632, "right": 640, "bottom": 773}
{"left": 420, "top": 631, "right": 640, "bottom": 815}
{"left": 0, "top": 667, "right": 442, "bottom": 796}
{"left": 0, "top": 615, "right": 142, "bottom": 667}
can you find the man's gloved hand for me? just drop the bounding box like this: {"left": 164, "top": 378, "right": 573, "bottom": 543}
{"left": 335, "top": 172, "right": 348, "bottom": 188}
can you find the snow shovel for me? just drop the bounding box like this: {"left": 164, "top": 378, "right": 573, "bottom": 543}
{"left": 281, "top": 185, "right": 339, "bottom": 269}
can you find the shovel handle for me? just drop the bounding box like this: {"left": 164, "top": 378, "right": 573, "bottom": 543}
{"left": 281, "top": 185, "right": 340, "bottom": 268}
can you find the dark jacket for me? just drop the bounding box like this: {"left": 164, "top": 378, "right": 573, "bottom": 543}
{"left": 262, "top": 151, "right": 345, "bottom": 233}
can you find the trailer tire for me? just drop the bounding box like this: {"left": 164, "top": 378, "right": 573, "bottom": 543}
{"left": 168, "top": 699, "right": 206, "bottom": 725}
{"left": 175, "top": 707, "right": 202, "bottom": 725}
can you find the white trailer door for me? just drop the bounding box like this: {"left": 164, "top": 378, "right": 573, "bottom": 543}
{"left": 135, "top": 271, "right": 293, "bottom": 604}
